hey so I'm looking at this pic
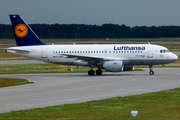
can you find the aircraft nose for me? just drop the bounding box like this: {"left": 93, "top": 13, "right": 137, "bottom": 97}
{"left": 171, "top": 53, "right": 178, "bottom": 61}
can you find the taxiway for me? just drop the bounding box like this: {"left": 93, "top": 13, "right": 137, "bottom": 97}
{"left": 0, "top": 68, "right": 180, "bottom": 113}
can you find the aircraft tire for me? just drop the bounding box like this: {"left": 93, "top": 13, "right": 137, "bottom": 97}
{"left": 88, "top": 70, "right": 95, "bottom": 76}
{"left": 96, "top": 69, "right": 102, "bottom": 75}
{"left": 149, "top": 71, "right": 154, "bottom": 75}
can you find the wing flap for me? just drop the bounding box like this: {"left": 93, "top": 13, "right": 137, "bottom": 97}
{"left": 60, "top": 54, "right": 103, "bottom": 62}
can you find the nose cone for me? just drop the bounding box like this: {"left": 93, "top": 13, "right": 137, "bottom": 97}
{"left": 170, "top": 53, "right": 178, "bottom": 62}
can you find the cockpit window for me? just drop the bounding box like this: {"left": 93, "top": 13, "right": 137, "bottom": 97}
{"left": 160, "top": 49, "right": 170, "bottom": 53}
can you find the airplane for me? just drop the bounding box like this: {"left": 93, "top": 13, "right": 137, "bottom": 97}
{"left": 6, "top": 14, "right": 178, "bottom": 75}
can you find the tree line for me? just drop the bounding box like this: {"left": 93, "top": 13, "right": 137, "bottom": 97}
{"left": 1, "top": 23, "right": 180, "bottom": 39}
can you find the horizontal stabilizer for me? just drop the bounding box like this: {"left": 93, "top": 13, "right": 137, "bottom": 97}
{"left": 7, "top": 48, "right": 31, "bottom": 52}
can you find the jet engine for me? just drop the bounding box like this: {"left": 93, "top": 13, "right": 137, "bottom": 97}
{"left": 123, "top": 65, "right": 134, "bottom": 71}
{"left": 103, "top": 61, "right": 124, "bottom": 72}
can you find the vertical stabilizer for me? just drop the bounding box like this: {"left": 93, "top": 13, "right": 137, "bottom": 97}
{"left": 9, "top": 14, "right": 46, "bottom": 46}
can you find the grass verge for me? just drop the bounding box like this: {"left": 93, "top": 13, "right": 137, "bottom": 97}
{"left": 0, "top": 78, "right": 33, "bottom": 88}
{"left": 0, "top": 63, "right": 94, "bottom": 74}
{"left": 0, "top": 88, "right": 180, "bottom": 119}
{"left": 0, "top": 63, "right": 144, "bottom": 74}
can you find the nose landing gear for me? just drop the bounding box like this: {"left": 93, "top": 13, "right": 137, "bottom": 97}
{"left": 149, "top": 65, "right": 154, "bottom": 75}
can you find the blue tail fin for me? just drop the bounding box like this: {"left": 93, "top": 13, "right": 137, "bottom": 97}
{"left": 9, "top": 14, "right": 47, "bottom": 46}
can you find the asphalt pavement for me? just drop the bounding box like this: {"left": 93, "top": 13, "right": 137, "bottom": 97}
{"left": 0, "top": 68, "right": 180, "bottom": 113}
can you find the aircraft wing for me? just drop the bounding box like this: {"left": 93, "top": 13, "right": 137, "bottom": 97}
{"left": 61, "top": 54, "right": 103, "bottom": 63}
{"left": 60, "top": 54, "right": 128, "bottom": 63}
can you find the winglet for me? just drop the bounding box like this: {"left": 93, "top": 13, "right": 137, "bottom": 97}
{"left": 9, "top": 14, "right": 47, "bottom": 46}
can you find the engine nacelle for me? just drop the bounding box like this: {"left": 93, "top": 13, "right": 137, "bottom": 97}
{"left": 103, "top": 61, "right": 124, "bottom": 72}
{"left": 123, "top": 65, "right": 134, "bottom": 71}
{"left": 74, "top": 60, "right": 90, "bottom": 66}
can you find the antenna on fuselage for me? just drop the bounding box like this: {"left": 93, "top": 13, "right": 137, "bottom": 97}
{"left": 146, "top": 39, "right": 150, "bottom": 45}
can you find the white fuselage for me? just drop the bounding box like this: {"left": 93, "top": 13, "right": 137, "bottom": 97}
{"left": 7, "top": 44, "right": 178, "bottom": 66}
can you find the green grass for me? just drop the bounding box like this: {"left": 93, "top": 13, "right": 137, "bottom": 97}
{"left": 0, "top": 63, "right": 144, "bottom": 74}
{"left": 0, "top": 63, "right": 88, "bottom": 74}
{"left": 0, "top": 78, "right": 33, "bottom": 88}
{"left": 0, "top": 88, "right": 180, "bottom": 119}
{"left": 0, "top": 63, "right": 97, "bottom": 74}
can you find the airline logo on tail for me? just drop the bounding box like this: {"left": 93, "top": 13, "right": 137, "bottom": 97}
{"left": 15, "top": 24, "right": 28, "bottom": 38}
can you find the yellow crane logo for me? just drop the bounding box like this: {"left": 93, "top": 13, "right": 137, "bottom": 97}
{"left": 15, "top": 24, "right": 28, "bottom": 38}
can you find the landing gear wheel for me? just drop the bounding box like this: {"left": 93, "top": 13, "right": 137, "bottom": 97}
{"left": 96, "top": 69, "right": 102, "bottom": 75}
{"left": 149, "top": 65, "right": 154, "bottom": 75}
{"left": 149, "top": 71, "right": 154, "bottom": 75}
{"left": 88, "top": 70, "right": 95, "bottom": 76}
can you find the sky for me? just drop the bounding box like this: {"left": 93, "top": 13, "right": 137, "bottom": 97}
{"left": 1, "top": 0, "right": 180, "bottom": 27}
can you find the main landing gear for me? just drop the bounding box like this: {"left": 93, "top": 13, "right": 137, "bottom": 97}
{"left": 149, "top": 65, "right": 154, "bottom": 75}
{"left": 88, "top": 69, "right": 103, "bottom": 76}
{"left": 88, "top": 70, "right": 94, "bottom": 75}
{"left": 96, "top": 69, "right": 102, "bottom": 75}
